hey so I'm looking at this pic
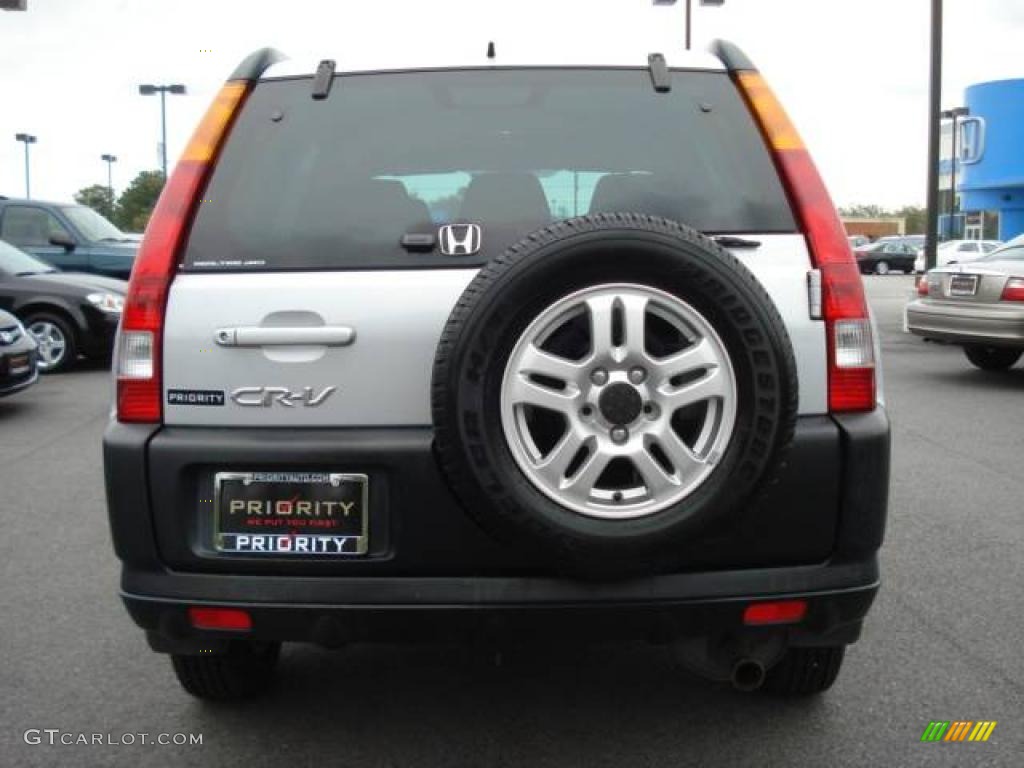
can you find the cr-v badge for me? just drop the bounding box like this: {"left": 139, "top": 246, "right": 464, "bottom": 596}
{"left": 230, "top": 386, "right": 336, "bottom": 407}
{"left": 438, "top": 223, "right": 482, "bottom": 256}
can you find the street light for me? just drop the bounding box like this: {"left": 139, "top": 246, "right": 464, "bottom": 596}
{"left": 924, "top": 0, "right": 943, "bottom": 271}
{"left": 940, "top": 107, "right": 969, "bottom": 240}
{"left": 654, "top": 0, "right": 725, "bottom": 50}
{"left": 14, "top": 133, "right": 37, "bottom": 199}
{"left": 138, "top": 83, "right": 186, "bottom": 178}
{"left": 101, "top": 153, "right": 118, "bottom": 207}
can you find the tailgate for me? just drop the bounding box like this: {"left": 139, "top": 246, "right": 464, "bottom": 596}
{"left": 162, "top": 270, "right": 475, "bottom": 426}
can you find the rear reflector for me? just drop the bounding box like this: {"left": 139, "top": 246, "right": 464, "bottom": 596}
{"left": 116, "top": 81, "right": 250, "bottom": 423}
{"left": 188, "top": 607, "right": 252, "bottom": 631}
{"left": 1001, "top": 277, "right": 1024, "bottom": 302}
{"left": 916, "top": 275, "right": 930, "bottom": 296}
{"left": 743, "top": 600, "right": 807, "bottom": 626}
{"left": 734, "top": 72, "right": 875, "bottom": 413}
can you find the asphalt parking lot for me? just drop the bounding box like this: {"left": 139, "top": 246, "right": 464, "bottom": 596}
{"left": 1, "top": 275, "right": 1021, "bottom": 767}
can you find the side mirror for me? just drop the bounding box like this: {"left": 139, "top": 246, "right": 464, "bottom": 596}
{"left": 49, "top": 234, "right": 76, "bottom": 251}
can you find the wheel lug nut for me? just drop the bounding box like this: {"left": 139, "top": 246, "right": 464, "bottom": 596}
{"left": 591, "top": 368, "right": 609, "bottom": 386}
{"left": 580, "top": 405, "right": 593, "bottom": 418}
{"left": 610, "top": 426, "right": 628, "bottom": 444}
{"left": 628, "top": 367, "right": 647, "bottom": 384}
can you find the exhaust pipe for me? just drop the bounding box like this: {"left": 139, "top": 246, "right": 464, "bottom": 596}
{"left": 730, "top": 658, "right": 766, "bottom": 692}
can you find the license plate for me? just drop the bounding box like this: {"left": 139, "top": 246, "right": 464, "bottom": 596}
{"left": 214, "top": 471, "right": 368, "bottom": 556}
{"left": 949, "top": 274, "right": 979, "bottom": 297}
{"left": 8, "top": 354, "right": 30, "bottom": 375}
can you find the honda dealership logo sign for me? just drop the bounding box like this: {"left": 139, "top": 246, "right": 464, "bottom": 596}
{"left": 958, "top": 117, "right": 986, "bottom": 165}
{"left": 438, "top": 224, "right": 482, "bottom": 256}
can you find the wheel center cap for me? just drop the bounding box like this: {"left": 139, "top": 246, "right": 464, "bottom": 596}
{"left": 598, "top": 382, "right": 643, "bottom": 426}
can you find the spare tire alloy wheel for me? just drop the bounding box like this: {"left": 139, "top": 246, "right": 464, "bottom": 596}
{"left": 500, "top": 283, "right": 737, "bottom": 519}
{"left": 432, "top": 214, "right": 798, "bottom": 576}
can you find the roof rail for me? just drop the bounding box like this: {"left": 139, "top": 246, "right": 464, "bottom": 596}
{"left": 229, "top": 47, "right": 288, "bottom": 82}
{"left": 709, "top": 40, "right": 757, "bottom": 73}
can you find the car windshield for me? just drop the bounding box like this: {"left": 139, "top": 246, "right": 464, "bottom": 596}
{"left": 60, "top": 205, "right": 126, "bottom": 242}
{"left": 860, "top": 242, "right": 886, "bottom": 252}
{"left": 0, "top": 238, "right": 57, "bottom": 275}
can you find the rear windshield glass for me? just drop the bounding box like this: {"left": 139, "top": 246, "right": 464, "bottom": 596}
{"left": 184, "top": 68, "right": 795, "bottom": 271}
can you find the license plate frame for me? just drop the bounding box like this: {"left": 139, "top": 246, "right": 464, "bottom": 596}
{"left": 213, "top": 471, "right": 369, "bottom": 556}
{"left": 948, "top": 274, "right": 979, "bottom": 297}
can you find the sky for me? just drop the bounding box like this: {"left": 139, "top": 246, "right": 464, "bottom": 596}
{"left": 1, "top": 0, "right": 1022, "bottom": 210}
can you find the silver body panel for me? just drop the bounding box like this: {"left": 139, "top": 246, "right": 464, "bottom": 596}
{"left": 162, "top": 235, "right": 828, "bottom": 427}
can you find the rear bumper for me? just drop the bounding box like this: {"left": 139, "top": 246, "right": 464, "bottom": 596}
{"left": 126, "top": 561, "right": 878, "bottom": 651}
{"left": 907, "top": 299, "right": 1024, "bottom": 346}
{"left": 105, "top": 409, "right": 889, "bottom": 649}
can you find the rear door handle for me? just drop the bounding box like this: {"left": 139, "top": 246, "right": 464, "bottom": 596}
{"left": 215, "top": 326, "right": 356, "bottom": 347}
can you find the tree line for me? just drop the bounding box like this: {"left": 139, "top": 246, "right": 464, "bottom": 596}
{"left": 73, "top": 171, "right": 165, "bottom": 233}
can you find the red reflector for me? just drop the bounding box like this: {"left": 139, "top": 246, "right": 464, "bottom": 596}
{"left": 117, "top": 379, "right": 163, "bottom": 423}
{"left": 743, "top": 600, "right": 807, "bottom": 626}
{"left": 188, "top": 607, "right": 252, "bottom": 631}
{"left": 917, "top": 276, "right": 930, "bottom": 296}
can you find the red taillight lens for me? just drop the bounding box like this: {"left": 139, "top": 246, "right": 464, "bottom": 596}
{"left": 1001, "top": 277, "right": 1024, "bottom": 302}
{"left": 735, "top": 72, "right": 875, "bottom": 413}
{"left": 117, "top": 81, "right": 249, "bottom": 423}
{"left": 917, "top": 275, "right": 930, "bottom": 296}
{"left": 188, "top": 607, "right": 253, "bottom": 631}
{"left": 743, "top": 600, "right": 807, "bottom": 626}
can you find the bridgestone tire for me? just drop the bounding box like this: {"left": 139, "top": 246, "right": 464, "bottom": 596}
{"left": 763, "top": 646, "right": 845, "bottom": 696}
{"left": 431, "top": 214, "right": 799, "bottom": 577}
{"left": 171, "top": 641, "right": 280, "bottom": 701}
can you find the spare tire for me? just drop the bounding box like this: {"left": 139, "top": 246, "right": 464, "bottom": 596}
{"left": 431, "top": 214, "right": 798, "bottom": 577}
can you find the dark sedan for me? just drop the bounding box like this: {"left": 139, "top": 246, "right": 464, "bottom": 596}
{"left": 0, "top": 308, "right": 39, "bottom": 397}
{"left": 854, "top": 239, "right": 918, "bottom": 275}
{"left": 0, "top": 239, "right": 126, "bottom": 373}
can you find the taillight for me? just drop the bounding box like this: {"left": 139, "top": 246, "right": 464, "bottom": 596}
{"left": 116, "top": 81, "right": 249, "bottom": 422}
{"left": 1001, "top": 277, "right": 1024, "bottom": 302}
{"left": 917, "top": 275, "right": 930, "bottom": 296}
{"left": 734, "top": 72, "right": 875, "bottom": 412}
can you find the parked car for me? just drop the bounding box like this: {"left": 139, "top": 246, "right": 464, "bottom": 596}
{"left": 854, "top": 239, "right": 918, "bottom": 274}
{"left": 0, "top": 308, "right": 39, "bottom": 397}
{"left": 913, "top": 239, "right": 1002, "bottom": 273}
{"left": 0, "top": 196, "right": 137, "bottom": 279}
{"left": 907, "top": 235, "right": 1024, "bottom": 370}
{"left": 104, "top": 43, "right": 889, "bottom": 701}
{"left": 0, "top": 239, "right": 126, "bottom": 372}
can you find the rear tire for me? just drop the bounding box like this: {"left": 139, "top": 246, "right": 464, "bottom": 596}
{"left": 170, "top": 641, "right": 280, "bottom": 700}
{"left": 874, "top": 261, "right": 890, "bottom": 275}
{"left": 763, "top": 646, "right": 844, "bottom": 696}
{"left": 963, "top": 345, "right": 1022, "bottom": 371}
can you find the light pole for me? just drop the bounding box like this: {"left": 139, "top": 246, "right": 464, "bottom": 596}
{"left": 138, "top": 83, "right": 186, "bottom": 178}
{"left": 14, "top": 133, "right": 36, "bottom": 199}
{"left": 101, "top": 153, "right": 117, "bottom": 211}
{"left": 654, "top": 0, "right": 724, "bottom": 50}
{"left": 940, "top": 107, "right": 969, "bottom": 240}
{"left": 924, "top": 0, "right": 943, "bottom": 271}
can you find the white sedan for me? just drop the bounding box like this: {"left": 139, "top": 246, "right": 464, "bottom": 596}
{"left": 914, "top": 240, "right": 1002, "bottom": 272}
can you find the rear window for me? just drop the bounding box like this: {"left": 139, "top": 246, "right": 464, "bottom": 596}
{"left": 184, "top": 68, "right": 795, "bottom": 272}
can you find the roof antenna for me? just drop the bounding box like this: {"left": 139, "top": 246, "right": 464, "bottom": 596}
{"left": 487, "top": 41, "right": 496, "bottom": 60}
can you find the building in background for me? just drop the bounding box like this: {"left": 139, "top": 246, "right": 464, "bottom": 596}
{"left": 841, "top": 217, "right": 905, "bottom": 241}
{"left": 945, "top": 78, "right": 1024, "bottom": 242}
